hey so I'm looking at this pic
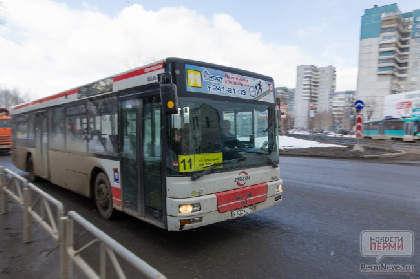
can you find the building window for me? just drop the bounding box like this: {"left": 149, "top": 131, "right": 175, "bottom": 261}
{"left": 381, "top": 34, "right": 397, "bottom": 41}
{"left": 379, "top": 43, "right": 394, "bottom": 48}
{"left": 381, "top": 27, "right": 397, "bottom": 33}
{"left": 413, "top": 62, "right": 419, "bottom": 67}
{"left": 413, "top": 46, "right": 420, "bottom": 52}
{"left": 415, "top": 32, "right": 420, "bottom": 38}
{"left": 379, "top": 50, "right": 395, "bottom": 56}
{"left": 415, "top": 38, "right": 420, "bottom": 44}
{"left": 411, "top": 69, "right": 419, "bottom": 74}
{"left": 378, "top": 58, "right": 394, "bottom": 63}
{"left": 404, "top": 17, "right": 412, "bottom": 23}
{"left": 410, "top": 77, "right": 418, "bottom": 82}
{"left": 378, "top": 66, "right": 394, "bottom": 72}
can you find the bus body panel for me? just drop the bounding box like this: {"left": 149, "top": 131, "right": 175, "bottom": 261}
{"left": 12, "top": 145, "right": 33, "bottom": 171}
{"left": 48, "top": 151, "right": 116, "bottom": 197}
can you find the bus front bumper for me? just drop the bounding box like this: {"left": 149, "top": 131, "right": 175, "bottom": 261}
{"left": 166, "top": 180, "right": 283, "bottom": 231}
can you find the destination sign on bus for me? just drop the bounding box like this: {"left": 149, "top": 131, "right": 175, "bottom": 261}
{"left": 185, "top": 64, "right": 274, "bottom": 103}
{"left": 178, "top": 152, "right": 223, "bottom": 173}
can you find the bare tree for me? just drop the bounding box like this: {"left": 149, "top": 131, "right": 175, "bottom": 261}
{"left": 364, "top": 97, "right": 376, "bottom": 121}
{"left": 314, "top": 110, "right": 333, "bottom": 131}
{"left": 285, "top": 112, "right": 295, "bottom": 133}
{"left": 0, "top": 88, "right": 30, "bottom": 110}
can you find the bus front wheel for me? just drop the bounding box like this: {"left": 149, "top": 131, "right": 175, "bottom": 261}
{"left": 94, "top": 172, "right": 114, "bottom": 219}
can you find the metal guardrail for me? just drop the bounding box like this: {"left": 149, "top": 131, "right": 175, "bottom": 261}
{"left": 62, "top": 211, "right": 165, "bottom": 279}
{"left": 0, "top": 167, "right": 64, "bottom": 243}
{"left": 0, "top": 166, "right": 166, "bottom": 279}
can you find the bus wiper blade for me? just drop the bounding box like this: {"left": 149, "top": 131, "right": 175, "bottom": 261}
{"left": 191, "top": 157, "right": 246, "bottom": 181}
{"left": 236, "top": 149, "right": 278, "bottom": 168}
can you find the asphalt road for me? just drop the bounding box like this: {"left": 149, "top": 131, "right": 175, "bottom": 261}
{"left": 1, "top": 153, "right": 419, "bottom": 278}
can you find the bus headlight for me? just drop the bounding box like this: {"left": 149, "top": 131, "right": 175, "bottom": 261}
{"left": 276, "top": 184, "right": 282, "bottom": 193}
{"left": 179, "top": 203, "right": 201, "bottom": 214}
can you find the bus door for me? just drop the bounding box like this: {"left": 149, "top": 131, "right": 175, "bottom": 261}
{"left": 34, "top": 111, "right": 49, "bottom": 178}
{"left": 120, "top": 93, "right": 164, "bottom": 225}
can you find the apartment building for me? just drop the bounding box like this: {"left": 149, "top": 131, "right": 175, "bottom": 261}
{"left": 357, "top": 4, "right": 420, "bottom": 121}
{"left": 329, "top": 91, "right": 356, "bottom": 129}
{"left": 294, "top": 65, "right": 336, "bottom": 128}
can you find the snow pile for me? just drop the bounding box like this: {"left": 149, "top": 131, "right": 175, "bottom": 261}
{"left": 278, "top": 136, "right": 346, "bottom": 150}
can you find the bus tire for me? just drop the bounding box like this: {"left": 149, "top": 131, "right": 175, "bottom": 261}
{"left": 94, "top": 172, "right": 114, "bottom": 219}
{"left": 27, "top": 155, "right": 38, "bottom": 182}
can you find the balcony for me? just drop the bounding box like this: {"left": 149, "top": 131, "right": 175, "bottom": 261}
{"left": 377, "top": 66, "right": 394, "bottom": 75}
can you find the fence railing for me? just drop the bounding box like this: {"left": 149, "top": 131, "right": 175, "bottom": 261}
{"left": 0, "top": 167, "right": 64, "bottom": 243}
{"left": 62, "top": 211, "right": 165, "bottom": 279}
{"left": 0, "top": 166, "right": 166, "bottom": 279}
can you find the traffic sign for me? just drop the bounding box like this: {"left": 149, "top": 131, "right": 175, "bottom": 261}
{"left": 354, "top": 100, "right": 365, "bottom": 110}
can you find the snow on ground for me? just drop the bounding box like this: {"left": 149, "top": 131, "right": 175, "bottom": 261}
{"left": 278, "top": 136, "right": 346, "bottom": 150}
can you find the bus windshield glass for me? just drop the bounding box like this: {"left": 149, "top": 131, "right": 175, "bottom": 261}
{"left": 167, "top": 96, "right": 278, "bottom": 175}
{"left": 0, "top": 119, "right": 11, "bottom": 128}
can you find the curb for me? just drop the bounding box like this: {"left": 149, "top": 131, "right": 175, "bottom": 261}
{"left": 362, "top": 150, "right": 407, "bottom": 159}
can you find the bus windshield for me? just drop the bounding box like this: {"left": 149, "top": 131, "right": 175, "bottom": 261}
{"left": 0, "top": 119, "right": 11, "bottom": 128}
{"left": 167, "top": 96, "right": 278, "bottom": 175}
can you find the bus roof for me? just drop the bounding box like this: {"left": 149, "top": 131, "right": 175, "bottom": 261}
{"left": 11, "top": 58, "right": 275, "bottom": 114}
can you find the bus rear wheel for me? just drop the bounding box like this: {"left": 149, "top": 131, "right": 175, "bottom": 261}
{"left": 94, "top": 172, "right": 114, "bottom": 219}
{"left": 27, "top": 156, "right": 38, "bottom": 182}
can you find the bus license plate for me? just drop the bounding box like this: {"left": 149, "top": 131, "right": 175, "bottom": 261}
{"left": 231, "top": 206, "right": 255, "bottom": 218}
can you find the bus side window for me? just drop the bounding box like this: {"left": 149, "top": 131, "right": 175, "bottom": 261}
{"left": 66, "top": 104, "right": 88, "bottom": 153}
{"left": 87, "top": 97, "right": 118, "bottom": 156}
{"left": 50, "top": 107, "right": 65, "bottom": 150}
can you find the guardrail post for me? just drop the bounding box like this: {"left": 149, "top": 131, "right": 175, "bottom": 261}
{"left": 60, "top": 216, "right": 70, "bottom": 279}
{"left": 0, "top": 168, "right": 8, "bottom": 214}
{"left": 100, "top": 242, "right": 106, "bottom": 279}
{"left": 23, "top": 185, "right": 32, "bottom": 243}
{"left": 65, "top": 217, "right": 74, "bottom": 279}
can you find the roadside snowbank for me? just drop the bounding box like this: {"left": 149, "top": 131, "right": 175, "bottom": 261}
{"left": 278, "top": 136, "right": 346, "bottom": 150}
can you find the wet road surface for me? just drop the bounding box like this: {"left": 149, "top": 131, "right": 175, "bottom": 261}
{"left": 1, "top": 153, "right": 419, "bottom": 278}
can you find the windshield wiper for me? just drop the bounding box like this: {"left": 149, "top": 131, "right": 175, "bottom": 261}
{"left": 191, "top": 157, "right": 246, "bottom": 181}
{"left": 236, "top": 149, "right": 278, "bottom": 168}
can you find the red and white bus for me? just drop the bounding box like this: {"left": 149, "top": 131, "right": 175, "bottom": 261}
{"left": 11, "top": 58, "right": 283, "bottom": 231}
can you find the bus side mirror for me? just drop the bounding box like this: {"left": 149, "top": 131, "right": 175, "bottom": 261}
{"left": 160, "top": 83, "right": 179, "bottom": 114}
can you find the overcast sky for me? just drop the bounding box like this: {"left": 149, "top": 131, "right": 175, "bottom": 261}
{"left": 1, "top": 0, "right": 419, "bottom": 101}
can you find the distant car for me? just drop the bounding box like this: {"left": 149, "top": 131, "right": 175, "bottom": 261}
{"left": 338, "top": 129, "right": 350, "bottom": 135}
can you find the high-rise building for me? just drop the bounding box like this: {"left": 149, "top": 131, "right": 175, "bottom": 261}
{"left": 294, "top": 65, "right": 336, "bottom": 128}
{"left": 329, "top": 91, "right": 356, "bottom": 130}
{"left": 357, "top": 4, "right": 420, "bottom": 121}
{"left": 275, "top": 87, "right": 295, "bottom": 111}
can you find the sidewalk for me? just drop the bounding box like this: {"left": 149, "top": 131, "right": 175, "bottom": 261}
{"left": 0, "top": 198, "right": 60, "bottom": 279}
